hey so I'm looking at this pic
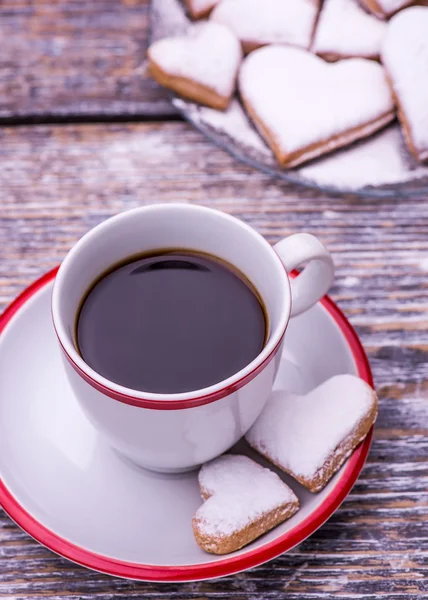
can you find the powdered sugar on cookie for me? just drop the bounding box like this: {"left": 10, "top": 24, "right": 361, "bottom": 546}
{"left": 312, "top": 0, "right": 387, "bottom": 60}
{"left": 185, "top": 0, "right": 221, "bottom": 19}
{"left": 382, "top": 7, "right": 428, "bottom": 162}
{"left": 196, "top": 455, "right": 298, "bottom": 538}
{"left": 377, "top": 0, "right": 414, "bottom": 11}
{"left": 211, "top": 0, "right": 319, "bottom": 52}
{"left": 359, "top": 0, "right": 414, "bottom": 18}
{"left": 246, "top": 375, "right": 378, "bottom": 492}
{"left": 148, "top": 21, "right": 242, "bottom": 107}
{"left": 239, "top": 46, "right": 395, "bottom": 166}
{"left": 193, "top": 455, "right": 299, "bottom": 554}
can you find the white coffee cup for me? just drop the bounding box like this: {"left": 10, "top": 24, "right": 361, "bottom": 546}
{"left": 52, "top": 203, "right": 334, "bottom": 473}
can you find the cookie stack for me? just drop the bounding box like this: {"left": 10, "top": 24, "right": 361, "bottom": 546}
{"left": 148, "top": 0, "right": 428, "bottom": 167}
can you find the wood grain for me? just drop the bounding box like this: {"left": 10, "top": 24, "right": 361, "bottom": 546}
{"left": 0, "top": 122, "right": 427, "bottom": 598}
{"left": 0, "top": 0, "right": 176, "bottom": 120}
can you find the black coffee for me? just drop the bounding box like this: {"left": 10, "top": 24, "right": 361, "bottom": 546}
{"left": 76, "top": 250, "right": 267, "bottom": 394}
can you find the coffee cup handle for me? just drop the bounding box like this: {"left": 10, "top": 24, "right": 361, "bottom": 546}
{"left": 274, "top": 233, "right": 334, "bottom": 318}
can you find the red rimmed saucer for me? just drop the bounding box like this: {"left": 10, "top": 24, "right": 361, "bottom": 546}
{"left": 0, "top": 268, "right": 373, "bottom": 582}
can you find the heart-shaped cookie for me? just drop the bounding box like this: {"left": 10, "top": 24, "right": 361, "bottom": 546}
{"left": 239, "top": 46, "right": 395, "bottom": 167}
{"left": 381, "top": 7, "right": 428, "bottom": 164}
{"left": 246, "top": 375, "right": 378, "bottom": 493}
{"left": 185, "top": 0, "right": 221, "bottom": 19}
{"left": 210, "top": 0, "right": 319, "bottom": 54}
{"left": 312, "top": 0, "right": 387, "bottom": 61}
{"left": 148, "top": 22, "right": 242, "bottom": 110}
{"left": 193, "top": 455, "right": 299, "bottom": 554}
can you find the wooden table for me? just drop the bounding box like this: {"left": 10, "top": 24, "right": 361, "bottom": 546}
{"left": 0, "top": 2, "right": 427, "bottom": 598}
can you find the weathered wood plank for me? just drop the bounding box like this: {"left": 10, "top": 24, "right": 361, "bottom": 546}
{"left": 0, "top": 122, "right": 427, "bottom": 598}
{"left": 0, "top": 0, "right": 175, "bottom": 120}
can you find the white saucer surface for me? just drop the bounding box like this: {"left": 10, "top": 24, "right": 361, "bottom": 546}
{"left": 0, "top": 279, "right": 362, "bottom": 570}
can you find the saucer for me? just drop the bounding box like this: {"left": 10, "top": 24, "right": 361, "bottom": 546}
{"left": 0, "top": 268, "right": 373, "bottom": 582}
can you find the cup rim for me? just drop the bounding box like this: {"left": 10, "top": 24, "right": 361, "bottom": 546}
{"left": 51, "top": 204, "right": 291, "bottom": 410}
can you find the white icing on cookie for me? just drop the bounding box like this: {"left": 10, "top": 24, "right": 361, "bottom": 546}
{"left": 246, "top": 375, "right": 376, "bottom": 480}
{"left": 196, "top": 455, "right": 298, "bottom": 537}
{"left": 210, "top": 0, "right": 319, "bottom": 50}
{"left": 148, "top": 21, "right": 242, "bottom": 98}
{"left": 239, "top": 46, "right": 394, "bottom": 158}
{"left": 312, "top": 0, "right": 387, "bottom": 59}
{"left": 185, "top": 0, "right": 221, "bottom": 18}
{"left": 371, "top": 0, "right": 413, "bottom": 17}
{"left": 382, "top": 7, "right": 428, "bottom": 161}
